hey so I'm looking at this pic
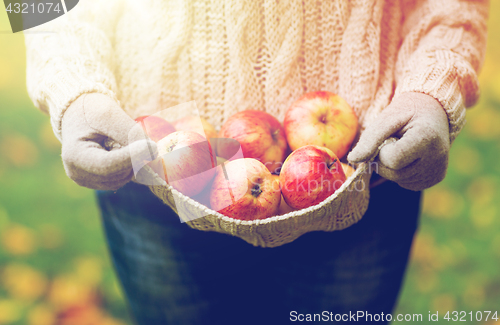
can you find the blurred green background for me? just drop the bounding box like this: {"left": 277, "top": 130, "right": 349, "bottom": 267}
{"left": 1, "top": 3, "right": 500, "bottom": 325}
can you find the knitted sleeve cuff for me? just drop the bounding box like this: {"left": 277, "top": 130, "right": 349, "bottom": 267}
{"left": 394, "top": 50, "right": 480, "bottom": 143}
{"left": 39, "top": 69, "right": 118, "bottom": 142}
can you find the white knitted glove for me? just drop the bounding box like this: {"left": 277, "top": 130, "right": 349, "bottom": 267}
{"left": 61, "top": 93, "right": 158, "bottom": 190}
{"left": 348, "top": 92, "right": 450, "bottom": 191}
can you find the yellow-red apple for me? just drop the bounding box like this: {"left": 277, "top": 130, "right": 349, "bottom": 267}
{"left": 217, "top": 110, "right": 287, "bottom": 174}
{"left": 277, "top": 195, "right": 295, "bottom": 215}
{"left": 135, "top": 115, "right": 176, "bottom": 142}
{"left": 279, "top": 145, "right": 346, "bottom": 210}
{"left": 156, "top": 131, "right": 216, "bottom": 197}
{"left": 210, "top": 158, "right": 281, "bottom": 220}
{"left": 284, "top": 91, "right": 358, "bottom": 159}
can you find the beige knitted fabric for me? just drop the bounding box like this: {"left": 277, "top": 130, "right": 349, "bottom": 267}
{"left": 25, "top": 0, "right": 488, "bottom": 144}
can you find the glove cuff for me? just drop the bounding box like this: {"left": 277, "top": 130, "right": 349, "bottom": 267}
{"left": 43, "top": 69, "right": 117, "bottom": 142}
{"left": 395, "top": 51, "right": 480, "bottom": 143}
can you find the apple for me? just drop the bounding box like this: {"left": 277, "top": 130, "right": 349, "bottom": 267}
{"left": 217, "top": 110, "right": 287, "bottom": 174}
{"left": 156, "top": 131, "right": 216, "bottom": 197}
{"left": 147, "top": 157, "right": 167, "bottom": 179}
{"left": 210, "top": 158, "right": 281, "bottom": 220}
{"left": 216, "top": 156, "right": 227, "bottom": 166}
{"left": 277, "top": 195, "right": 295, "bottom": 215}
{"left": 341, "top": 162, "right": 356, "bottom": 178}
{"left": 192, "top": 185, "right": 212, "bottom": 209}
{"left": 173, "top": 115, "right": 218, "bottom": 139}
{"left": 133, "top": 116, "right": 175, "bottom": 179}
{"left": 191, "top": 156, "right": 229, "bottom": 209}
{"left": 270, "top": 175, "right": 296, "bottom": 216}
{"left": 135, "top": 115, "right": 176, "bottom": 142}
{"left": 279, "top": 145, "right": 346, "bottom": 210}
{"left": 284, "top": 91, "right": 358, "bottom": 159}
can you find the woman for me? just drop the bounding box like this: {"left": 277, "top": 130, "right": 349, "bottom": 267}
{"left": 25, "top": 0, "right": 488, "bottom": 323}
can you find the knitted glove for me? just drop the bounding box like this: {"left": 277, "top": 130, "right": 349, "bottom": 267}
{"left": 61, "top": 93, "right": 158, "bottom": 190}
{"left": 348, "top": 92, "right": 450, "bottom": 191}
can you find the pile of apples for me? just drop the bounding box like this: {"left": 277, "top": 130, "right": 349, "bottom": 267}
{"left": 135, "top": 91, "right": 358, "bottom": 221}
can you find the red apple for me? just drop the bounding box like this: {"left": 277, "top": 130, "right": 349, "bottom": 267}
{"left": 135, "top": 115, "right": 176, "bottom": 142}
{"left": 210, "top": 158, "right": 281, "bottom": 220}
{"left": 270, "top": 174, "right": 296, "bottom": 216}
{"left": 284, "top": 91, "right": 358, "bottom": 159}
{"left": 217, "top": 110, "right": 287, "bottom": 174}
{"left": 156, "top": 131, "right": 216, "bottom": 197}
{"left": 277, "top": 195, "right": 295, "bottom": 215}
{"left": 279, "top": 145, "right": 346, "bottom": 210}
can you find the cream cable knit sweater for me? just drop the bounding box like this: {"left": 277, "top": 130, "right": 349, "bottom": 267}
{"left": 25, "top": 0, "right": 488, "bottom": 144}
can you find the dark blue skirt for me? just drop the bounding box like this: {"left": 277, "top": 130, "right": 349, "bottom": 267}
{"left": 96, "top": 178, "right": 421, "bottom": 325}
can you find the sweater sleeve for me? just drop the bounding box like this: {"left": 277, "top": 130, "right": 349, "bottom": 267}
{"left": 24, "top": 0, "right": 124, "bottom": 141}
{"left": 394, "top": 0, "right": 488, "bottom": 142}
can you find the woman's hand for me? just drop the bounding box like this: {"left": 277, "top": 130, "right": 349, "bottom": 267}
{"left": 348, "top": 92, "right": 450, "bottom": 191}
{"left": 61, "top": 93, "right": 158, "bottom": 190}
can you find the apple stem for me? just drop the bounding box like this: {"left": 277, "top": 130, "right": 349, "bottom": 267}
{"left": 328, "top": 159, "right": 338, "bottom": 170}
{"left": 251, "top": 184, "right": 262, "bottom": 197}
{"left": 167, "top": 144, "right": 176, "bottom": 152}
